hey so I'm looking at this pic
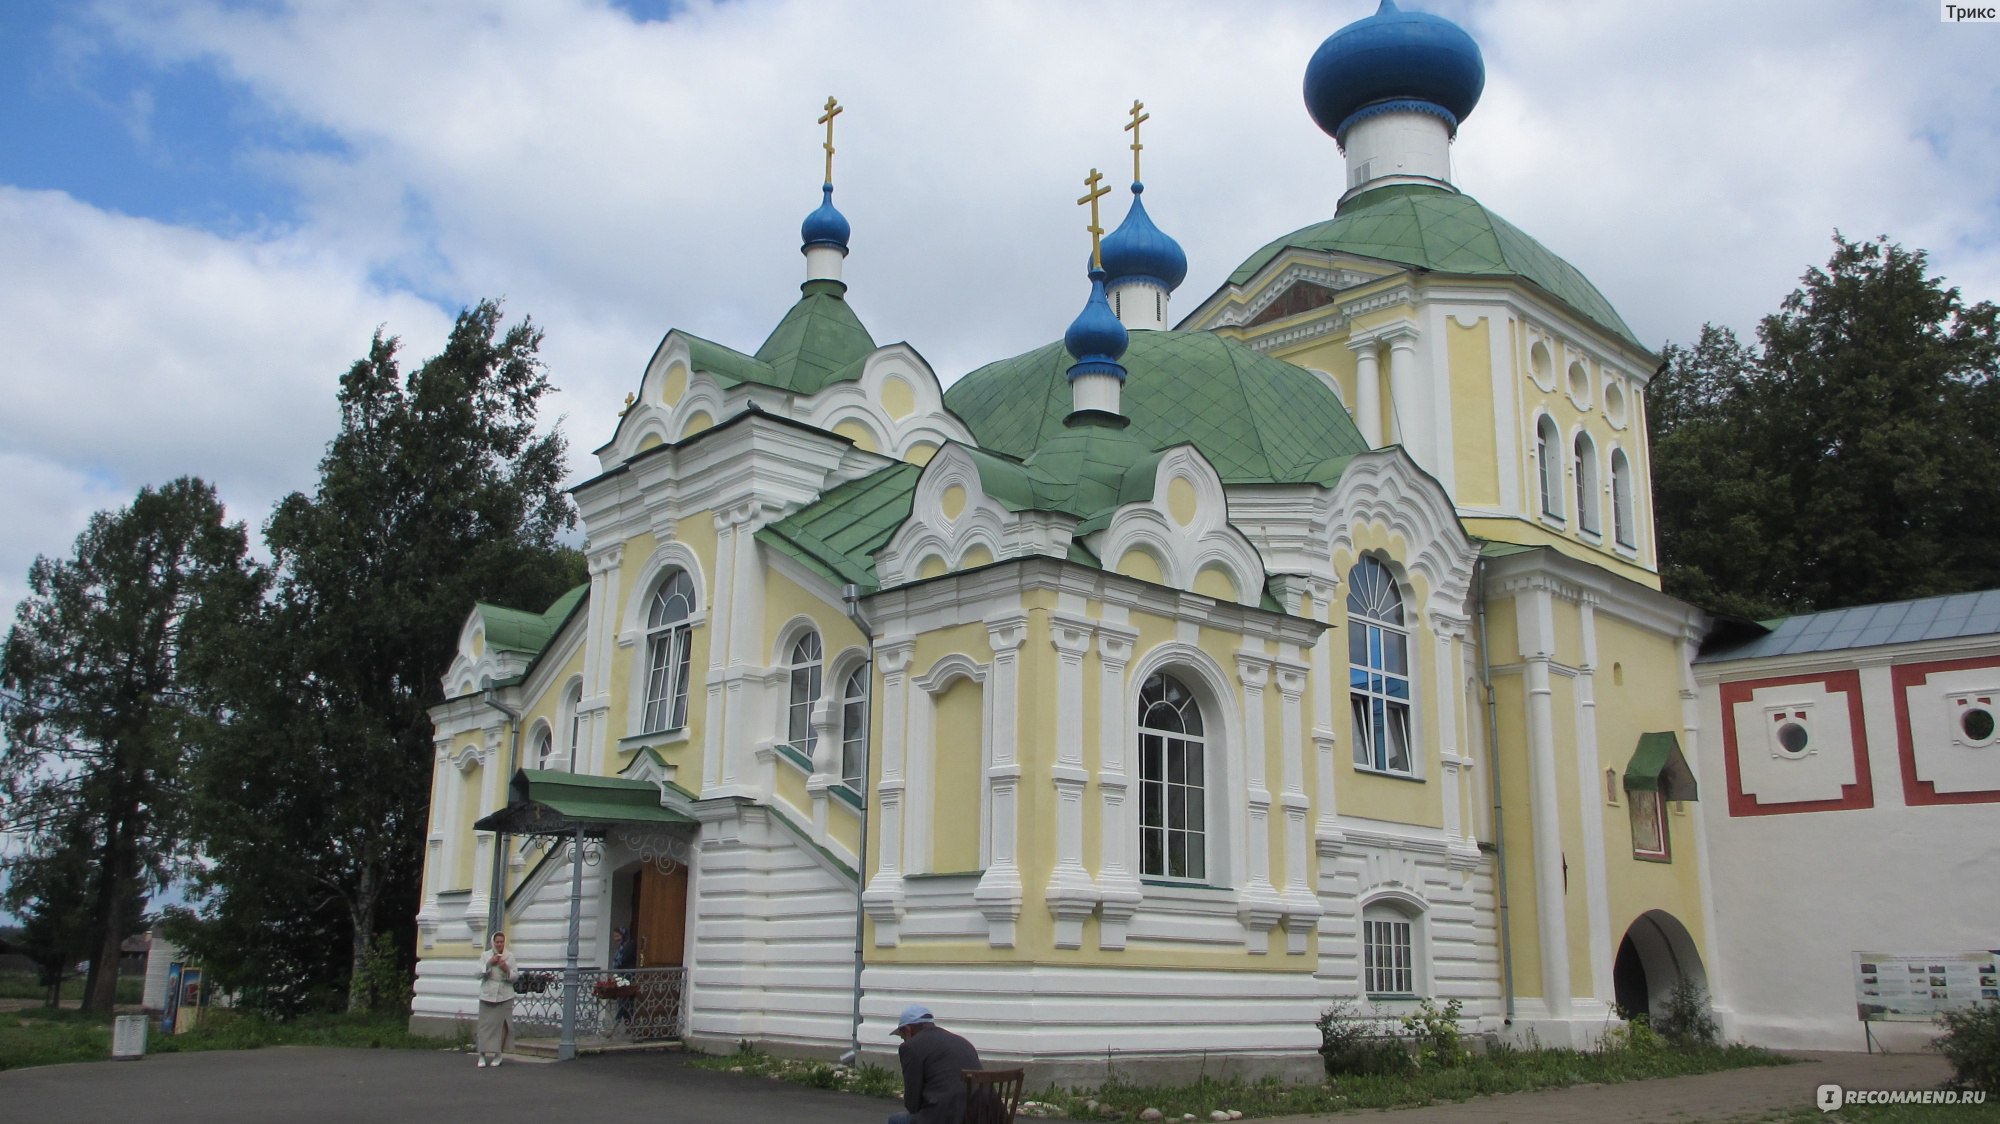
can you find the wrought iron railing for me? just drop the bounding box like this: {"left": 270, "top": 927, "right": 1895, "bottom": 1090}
{"left": 512, "top": 965, "right": 687, "bottom": 1041}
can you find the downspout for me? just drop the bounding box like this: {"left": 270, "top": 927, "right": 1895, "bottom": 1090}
{"left": 839, "top": 583, "right": 874, "bottom": 1067}
{"left": 479, "top": 689, "right": 524, "bottom": 938}
{"left": 1474, "top": 557, "right": 1516, "bottom": 1025}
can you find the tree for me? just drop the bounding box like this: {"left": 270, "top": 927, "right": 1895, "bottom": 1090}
{"left": 0, "top": 478, "right": 260, "bottom": 1013}
{"left": 1650, "top": 234, "right": 2000, "bottom": 617}
{"left": 185, "top": 300, "right": 582, "bottom": 1011}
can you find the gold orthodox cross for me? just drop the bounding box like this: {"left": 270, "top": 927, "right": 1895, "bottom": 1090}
{"left": 1077, "top": 168, "right": 1111, "bottom": 270}
{"left": 1125, "top": 99, "right": 1149, "bottom": 182}
{"left": 818, "top": 96, "right": 843, "bottom": 185}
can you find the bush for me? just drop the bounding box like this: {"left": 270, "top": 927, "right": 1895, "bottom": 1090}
{"left": 349, "top": 933, "right": 413, "bottom": 1016}
{"left": 1652, "top": 979, "right": 1719, "bottom": 1049}
{"left": 1401, "top": 998, "right": 1467, "bottom": 1069}
{"left": 1316, "top": 1000, "right": 1414, "bottom": 1078}
{"left": 1600, "top": 1014, "right": 1665, "bottom": 1056}
{"left": 1934, "top": 1000, "right": 2000, "bottom": 1094}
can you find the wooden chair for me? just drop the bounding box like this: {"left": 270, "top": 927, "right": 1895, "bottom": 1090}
{"left": 962, "top": 1067, "right": 1025, "bottom": 1123}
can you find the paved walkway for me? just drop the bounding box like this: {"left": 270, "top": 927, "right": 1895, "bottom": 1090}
{"left": 1264, "top": 1051, "right": 1953, "bottom": 1123}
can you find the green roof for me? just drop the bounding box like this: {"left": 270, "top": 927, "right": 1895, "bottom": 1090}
{"left": 1226, "top": 184, "right": 1646, "bottom": 352}
{"left": 472, "top": 769, "right": 697, "bottom": 835}
{"left": 1624, "top": 732, "right": 1699, "bottom": 801}
{"left": 476, "top": 585, "right": 587, "bottom": 655}
{"left": 751, "top": 280, "right": 877, "bottom": 394}
{"left": 943, "top": 330, "right": 1370, "bottom": 486}
{"left": 757, "top": 463, "right": 923, "bottom": 592}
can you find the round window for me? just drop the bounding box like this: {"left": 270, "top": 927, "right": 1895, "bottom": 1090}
{"left": 1568, "top": 360, "right": 1591, "bottom": 404}
{"left": 1963, "top": 707, "right": 1996, "bottom": 744}
{"left": 1604, "top": 381, "right": 1626, "bottom": 425}
{"left": 1776, "top": 721, "right": 1809, "bottom": 755}
{"left": 1530, "top": 341, "right": 1554, "bottom": 388}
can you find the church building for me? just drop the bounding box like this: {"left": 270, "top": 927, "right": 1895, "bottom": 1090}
{"left": 410, "top": 0, "right": 1758, "bottom": 1074}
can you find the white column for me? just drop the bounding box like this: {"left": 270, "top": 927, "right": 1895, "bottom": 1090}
{"left": 1385, "top": 327, "right": 1423, "bottom": 466}
{"left": 1351, "top": 337, "right": 1382, "bottom": 448}
{"left": 704, "top": 510, "right": 738, "bottom": 792}
{"left": 862, "top": 638, "right": 915, "bottom": 945}
{"left": 1046, "top": 614, "right": 1098, "bottom": 949}
{"left": 1234, "top": 651, "right": 1283, "bottom": 954}
{"left": 584, "top": 544, "right": 623, "bottom": 775}
{"left": 1274, "top": 658, "right": 1320, "bottom": 954}
{"left": 975, "top": 616, "right": 1028, "bottom": 947}
{"left": 465, "top": 727, "right": 506, "bottom": 938}
{"left": 1574, "top": 596, "right": 1615, "bottom": 1010}
{"left": 1516, "top": 582, "right": 1572, "bottom": 1020}
{"left": 1301, "top": 579, "right": 1344, "bottom": 849}
{"left": 1094, "top": 624, "right": 1141, "bottom": 949}
{"left": 419, "top": 740, "right": 451, "bottom": 931}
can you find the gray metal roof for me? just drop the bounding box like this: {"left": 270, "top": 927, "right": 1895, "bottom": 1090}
{"left": 1698, "top": 589, "right": 2000, "bottom": 663}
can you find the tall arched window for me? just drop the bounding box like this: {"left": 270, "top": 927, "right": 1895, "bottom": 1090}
{"left": 1611, "top": 448, "right": 1636, "bottom": 548}
{"left": 531, "top": 726, "right": 554, "bottom": 770}
{"left": 1362, "top": 901, "right": 1421, "bottom": 997}
{"left": 841, "top": 665, "right": 869, "bottom": 791}
{"left": 1138, "top": 672, "right": 1206, "bottom": 881}
{"left": 786, "top": 631, "right": 823, "bottom": 751}
{"left": 642, "top": 569, "right": 697, "bottom": 732}
{"left": 564, "top": 681, "right": 584, "bottom": 769}
{"left": 1349, "top": 558, "right": 1413, "bottom": 775}
{"left": 1536, "top": 415, "right": 1563, "bottom": 521}
{"left": 1574, "top": 430, "right": 1600, "bottom": 535}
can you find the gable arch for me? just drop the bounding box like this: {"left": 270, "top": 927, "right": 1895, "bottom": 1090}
{"left": 620, "top": 541, "right": 710, "bottom": 637}
{"left": 1324, "top": 450, "right": 1477, "bottom": 617}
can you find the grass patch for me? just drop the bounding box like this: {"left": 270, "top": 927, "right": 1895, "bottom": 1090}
{"left": 0, "top": 972, "right": 143, "bottom": 1005}
{"left": 690, "top": 1040, "right": 1788, "bottom": 1118}
{"left": 0, "top": 1008, "right": 460, "bottom": 1072}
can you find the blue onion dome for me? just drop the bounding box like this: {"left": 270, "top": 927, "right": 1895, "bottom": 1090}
{"left": 800, "top": 184, "right": 850, "bottom": 253}
{"left": 1303, "top": 0, "right": 1485, "bottom": 145}
{"left": 1099, "top": 184, "right": 1188, "bottom": 292}
{"left": 1064, "top": 268, "right": 1129, "bottom": 379}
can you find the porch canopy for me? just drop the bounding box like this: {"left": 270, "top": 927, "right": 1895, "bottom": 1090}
{"left": 1623, "top": 731, "right": 1699, "bottom": 801}
{"left": 474, "top": 769, "right": 696, "bottom": 837}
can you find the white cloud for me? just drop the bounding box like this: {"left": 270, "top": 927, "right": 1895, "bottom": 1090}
{"left": 3, "top": 0, "right": 1996, "bottom": 614}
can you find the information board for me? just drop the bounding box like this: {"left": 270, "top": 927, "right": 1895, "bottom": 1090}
{"left": 112, "top": 1014, "right": 148, "bottom": 1059}
{"left": 1853, "top": 950, "right": 2000, "bottom": 1022}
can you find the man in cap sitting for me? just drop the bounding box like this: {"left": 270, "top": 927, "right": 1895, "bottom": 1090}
{"left": 888, "top": 1003, "right": 982, "bottom": 1124}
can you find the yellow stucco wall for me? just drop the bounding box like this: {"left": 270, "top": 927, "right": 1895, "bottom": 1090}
{"left": 931, "top": 677, "right": 985, "bottom": 874}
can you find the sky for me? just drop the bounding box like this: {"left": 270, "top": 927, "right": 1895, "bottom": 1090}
{"left": 0, "top": 0, "right": 1997, "bottom": 625}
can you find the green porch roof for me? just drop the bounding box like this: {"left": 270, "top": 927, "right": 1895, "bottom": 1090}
{"left": 757, "top": 462, "right": 922, "bottom": 592}
{"left": 1226, "top": 184, "right": 1646, "bottom": 353}
{"left": 1624, "top": 732, "right": 1699, "bottom": 801}
{"left": 472, "top": 769, "right": 696, "bottom": 836}
{"left": 943, "top": 330, "right": 1370, "bottom": 486}
{"left": 475, "top": 585, "right": 587, "bottom": 656}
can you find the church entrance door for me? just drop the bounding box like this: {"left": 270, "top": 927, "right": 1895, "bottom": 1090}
{"left": 633, "top": 863, "right": 688, "bottom": 968}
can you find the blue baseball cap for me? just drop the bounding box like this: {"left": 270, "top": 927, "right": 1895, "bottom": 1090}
{"left": 893, "top": 1004, "right": 935, "bottom": 1031}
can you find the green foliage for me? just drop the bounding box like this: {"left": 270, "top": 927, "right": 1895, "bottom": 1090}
{"left": 1652, "top": 979, "right": 1720, "bottom": 1049}
{"left": 182, "top": 300, "right": 582, "bottom": 1012}
{"left": 1598, "top": 1014, "right": 1665, "bottom": 1056}
{"left": 1315, "top": 998, "right": 1412, "bottom": 1077}
{"left": 0, "top": 1007, "right": 456, "bottom": 1072}
{"left": 349, "top": 932, "right": 414, "bottom": 1017}
{"left": 0, "top": 477, "right": 261, "bottom": 1013}
{"left": 1401, "top": 998, "right": 1468, "bottom": 1069}
{"left": 1935, "top": 1000, "right": 2000, "bottom": 1094}
{"left": 1651, "top": 234, "right": 2000, "bottom": 617}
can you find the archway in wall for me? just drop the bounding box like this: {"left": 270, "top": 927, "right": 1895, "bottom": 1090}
{"left": 612, "top": 858, "right": 688, "bottom": 969}
{"left": 1614, "top": 909, "right": 1706, "bottom": 1020}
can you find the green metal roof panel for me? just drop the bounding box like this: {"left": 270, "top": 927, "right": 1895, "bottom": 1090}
{"left": 476, "top": 584, "right": 587, "bottom": 655}
{"left": 757, "top": 463, "right": 922, "bottom": 592}
{"left": 1624, "top": 732, "right": 1698, "bottom": 801}
{"left": 679, "top": 332, "right": 774, "bottom": 388}
{"left": 473, "top": 768, "right": 697, "bottom": 834}
{"left": 1226, "top": 184, "right": 1644, "bottom": 351}
{"left": 752, "top": 281, "right": 877, "bottom": 394}
{"left": 944, "top": 331, "right": 1371, "bottom": 486}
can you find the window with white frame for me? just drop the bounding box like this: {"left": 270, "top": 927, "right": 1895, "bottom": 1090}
{"left": 1574, "top": 430, "right": 1600, "bottom": 535}
{"left": 1363, "top": 904, "right": 1417, "bottom": 997}
{"left": 1138, "top": 671, "right": 1207, "bottom": 881}
{"left": 531, "top": 726, "right": 554, "bottom": 770}
{"left": 841, "top": 664, "right": 869, "bottom": 791}
{"left": 564, "top": 681, "right": 584, "bottom": 767}
{"left": 642, "top": 569, "right": 697, "bottom": 732}
{"left": 1536, "top": 415, "right": 1564, "bottom": 522}
{"left": 1348, "top": 558, "right": 1414, "bottom": 775}
{"left": 786, "top": 631, "right": 823, "bottom": 752}
{"left": 1611, "top": 448, "right": 1636, "bottom": 548}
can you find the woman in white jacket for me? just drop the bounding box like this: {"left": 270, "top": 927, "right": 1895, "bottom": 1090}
{"left": 475, "top": 932, "right": 517, "bottom": 1067}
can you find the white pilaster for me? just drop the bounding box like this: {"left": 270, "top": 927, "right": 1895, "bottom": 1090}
{"left": 1385, "top": 326, "right": 1423, "bottom": 465}
{"left": 1046, "top": 613, "right": 1099, "bottom": 949}
{"left": 1094, "top": 623, "right": 1142, "bottom": 949}
{"left": 1574, "top": 596, "right": 1614, "bottom": 1007}
{"left": 975, "top": 615, "right": 1029, "bottom": 947}
{"left": 1351, "top": 337, "right": 1383, "bottom": 448}
{"left": 1234, "top": 651, "right": 1283, "bottom": 953}
{"left": 1274, "top": 657, "right": 1321, "bottom": 954}
{"left": 704, "top": 510, "right": 738, "bottom": 793}
{"left": 863, "top": 637, "right": 915, "bottom": 945}
{"left": 584, "top": 544, "right": 623, "bottom": 775}
{"left": 1516, "top": 582, "right": 1572, "bottom": 1018}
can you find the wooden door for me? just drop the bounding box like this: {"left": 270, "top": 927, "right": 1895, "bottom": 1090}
{"left": 633, "top": 864, "right": 688, "bottom": 968}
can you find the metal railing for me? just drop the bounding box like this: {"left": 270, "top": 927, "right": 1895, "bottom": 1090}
{"left": 512, "top": 965, "right": 687, "bottom": 1042}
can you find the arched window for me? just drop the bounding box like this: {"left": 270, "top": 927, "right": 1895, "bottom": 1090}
{"left": 642, "top": 569, "right": 697, "bottom": 732}
{"left": 1536, "top": 415, "right": 1564, "bottom": 521}
{"left": 1362, "top": 901, "right": 1420, "bottom": 997}
{"left": 1138, "top": 671, "right": 1206, "bottom": 881}
{"left": 1611, "top": 448, "right": 1636, "bottom": 548}
{"left": 531, "top": 726, "right": 554, "bottom": 770}
{"left": 1348, "top": 558, "right": 1413, "bottom": 775}
{"left": 1574, "top": 430, "right": 1600, "bottom": 535}
{"left": 841, "top": 665, "right": 869, "bottom": 791}
{"left": 564, "top": 681, "right": 584, "bottom": 768}
{"left": 786, "top": 631, "right": 823, "bottom": 751}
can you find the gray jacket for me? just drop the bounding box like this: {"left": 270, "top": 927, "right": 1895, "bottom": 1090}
{"left": 478, "top": 950, "right": 517, "bottom": 1003}
{"left": 897, "top": 1023, "right": 983, "bottom": 1124}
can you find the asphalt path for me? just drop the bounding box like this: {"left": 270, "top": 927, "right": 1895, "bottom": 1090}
{"left": 1, "top": 1046, "right": 898, "bottom": 1124}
